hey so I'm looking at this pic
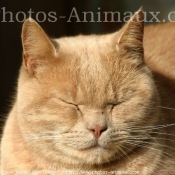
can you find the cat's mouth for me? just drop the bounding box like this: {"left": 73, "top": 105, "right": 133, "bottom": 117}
{"left": 87, "top": 144, "right": 101, "bottom": 149}
{"left": 80, "top": 141, "right": 106, "bottom": 151}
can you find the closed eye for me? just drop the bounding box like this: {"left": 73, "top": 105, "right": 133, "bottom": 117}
{"left": 65, "top": 102, "right": 80, "bottom": 111}
{"left": 109, "top": 101, "right": 124, "bottom": 110}
{"left": 58, "top": 98, "right": 80, "bottom": 111}
{"left": 74, "top": 104, "right": 80, "bottom": 111}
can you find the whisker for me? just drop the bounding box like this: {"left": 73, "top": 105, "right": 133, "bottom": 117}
{"left": 131, "top": 131, "right": 175, "bottom": 137}
{"left": 127, "top": 139, "right": 175, "bottom": 155}
{"left": 128, "top": 136, "right": 175, "bottom": 143}
{"left": 15, "top": 135, "right": 65, "bottom": 144}
{"left": 119, "top": 144, "right": 157, "bottom": 174}
{"left": 125, "top": 141, "right": 175, "bottom": 160}
{"left": 158, "top": 106, "right": 175, "bottom": 111}
{"left": 125, "top": 123, "right": 175, "bottom": 131}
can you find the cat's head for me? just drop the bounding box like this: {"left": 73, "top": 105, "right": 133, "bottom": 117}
{"left": 17, "top": 8, "right": 160, "bottom": 167}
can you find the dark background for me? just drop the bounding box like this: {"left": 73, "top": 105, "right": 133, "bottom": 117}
{"left": 1, "top": 0, "right": 175, "bottom": 130}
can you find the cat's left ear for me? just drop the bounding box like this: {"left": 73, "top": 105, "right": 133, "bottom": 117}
{"left": 116, "top": 8, "right": 144, "bottom": 64}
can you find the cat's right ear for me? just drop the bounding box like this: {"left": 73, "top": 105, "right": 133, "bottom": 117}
{"left": 21, "top": 18, "right": 57, "bottom": 75}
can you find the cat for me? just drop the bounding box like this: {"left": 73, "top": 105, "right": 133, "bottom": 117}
{"left": 1, "top": 8, "right": 175, "bottom": 175}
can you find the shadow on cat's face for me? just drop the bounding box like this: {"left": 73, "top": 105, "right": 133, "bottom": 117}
{"left": 17, "top": 10, "right": 160, "bottom": 166}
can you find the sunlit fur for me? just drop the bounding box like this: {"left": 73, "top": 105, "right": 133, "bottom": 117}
{"left": 1, "top": 9, "right": 175, "bottom": 175}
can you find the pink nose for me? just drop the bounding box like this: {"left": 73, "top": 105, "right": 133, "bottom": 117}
{"left": 88, "top": 125, "right": 107, "bottom": 138}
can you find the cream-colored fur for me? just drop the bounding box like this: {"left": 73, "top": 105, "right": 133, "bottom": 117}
{"left": 1, "top": 9, "right": 175, "bottom": 175}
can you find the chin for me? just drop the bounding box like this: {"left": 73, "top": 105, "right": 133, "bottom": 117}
{"left": 74, "top": 146, "right": 119, "bottom": 165}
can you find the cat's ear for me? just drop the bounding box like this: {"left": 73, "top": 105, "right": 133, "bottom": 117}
{"left": 117, "top": 8, "right": 144, "bottom": 64}
{"left": 21, "top": 18, "right": 57, "bottom": 75}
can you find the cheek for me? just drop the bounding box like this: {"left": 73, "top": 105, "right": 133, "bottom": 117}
{"left": 111, "top": 97, "right": 150, "bottom": 124}
{"left": 20, "top": 104, "right": 79, "bottom": 134}
{"left": 51, "top": 106, "right": 78, "bottom": 130}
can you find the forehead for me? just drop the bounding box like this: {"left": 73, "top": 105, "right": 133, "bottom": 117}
{"left": 46, "top": 35, "right": 138, "bottom": 106}
{"left": 49, "top": 60, "right": 116, "bottom": 107}
{"left": 55, "top": 34, "right": 118, "bottom": 82}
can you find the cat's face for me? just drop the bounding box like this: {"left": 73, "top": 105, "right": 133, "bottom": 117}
{"left": 17, "top": 10, "right": 159, "bottom": 166}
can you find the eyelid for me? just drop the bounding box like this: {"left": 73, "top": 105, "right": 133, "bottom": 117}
{"left": 109, "top": 101, "right": 123, "bottom": 105}
{"left": 69, "top": 103, "right": 80, "bottom": 111}
{"left": 109, "top": 101, "right": 124, "bottom": 108}
{"left": 59, "top": 98, "right": 79, "bottom": 109}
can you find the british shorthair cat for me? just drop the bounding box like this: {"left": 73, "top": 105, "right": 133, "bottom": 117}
{"left": 1, "top": 8, "right": 175, "bottom": 175}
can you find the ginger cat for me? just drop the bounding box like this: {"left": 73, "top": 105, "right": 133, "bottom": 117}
{"left": 1, "top": 9, "right": 175, "bottom": 175}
